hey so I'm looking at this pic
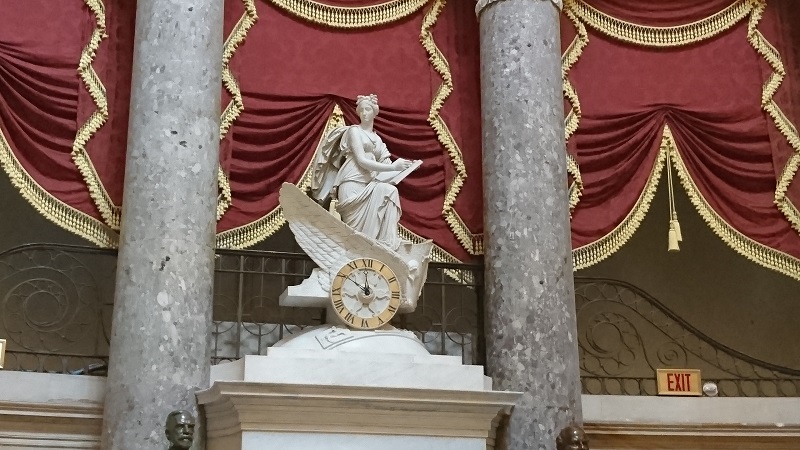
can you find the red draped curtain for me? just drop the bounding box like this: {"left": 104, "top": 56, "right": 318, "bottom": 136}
{"left": 0, "top": 0, "right": 483, "bottom": 262}
{"left": 562, "top": 0, "right": 800, "bottom": 280}
{"left": 2, "top": 0, "right": 799, "bottom": 279}
{"left": 215, "top": 0, "right": 483, "bottom": 262}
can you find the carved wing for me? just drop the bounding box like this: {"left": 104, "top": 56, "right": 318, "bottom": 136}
{"left": 279, "top": 183, "right": 416, "bottom": 282}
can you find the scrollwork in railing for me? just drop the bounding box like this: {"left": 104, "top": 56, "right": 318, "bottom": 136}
{"left": 0, "top": 244, "right": 115, "bottom": 374}
{"left": 575, "top": 277, "right": 800, "bottom": 397}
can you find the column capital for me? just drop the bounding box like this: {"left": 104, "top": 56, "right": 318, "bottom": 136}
{"left": 476, "top": 0, "right": 562, "bottom": 17}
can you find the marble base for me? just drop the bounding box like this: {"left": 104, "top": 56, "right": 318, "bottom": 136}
{"left": 198, "top": 331, "right": 520, "bottom": 450}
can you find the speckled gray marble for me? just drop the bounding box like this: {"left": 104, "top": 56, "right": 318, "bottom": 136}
{"left": 100, "top": 1, "right": 223, "bottom": 449}
{"left": 476, "top": 0, "right": 562, "bottom": 15}
{"left": 478, "top": 1, "right": 582, "bottom": 450}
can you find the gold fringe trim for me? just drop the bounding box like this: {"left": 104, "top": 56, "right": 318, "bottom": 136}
{"left": 74, "top": 0, "right": 121, "bottom": 229}
{"left": 0, "top": 128, "right": 118, "bottom": 248}
{"left": 572, "top": 129, "right": 667, "bottom": 270}
{"left": 215, "top": 104, "right": 344, "bottom": 249}
{"left": 566, "top": 0, "right": 752, "bottom": 48}
{"left": 420, "top": 0, "right": 482, "bottom": 255}
{"left": 562, "top": 2, "right": 586, "bottom": 140}
{"left": 665, "top": 125, "right": 800, "bottom": 281}
{"left": 267, "top": 0, "right": 428, "bottom": 29}
{"left": 745, "top": 0, "right": 800, "bottom": 234}
{"left": 567, "top": 152, "right": 583, "bottom": 214}
{"left": 562, "top": 4, "right": 587, "bottom": 214}
{"left": 217, "top": 0, "right": 258, "bottom": 220}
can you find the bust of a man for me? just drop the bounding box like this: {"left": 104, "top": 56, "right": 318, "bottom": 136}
{"left": 165, "top": 410, "right": 195, "bottom": 450}
{"left": 556, "top": 424, "right": 589, "bottom": 450}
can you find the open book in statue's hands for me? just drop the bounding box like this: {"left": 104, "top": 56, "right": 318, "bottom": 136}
{"left": 375, "top": 159, "right": 423, "bottom": 185}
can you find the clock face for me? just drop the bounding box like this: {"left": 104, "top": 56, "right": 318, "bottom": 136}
{"left": 330, "top": 258, "right": 402, "bottom": 330}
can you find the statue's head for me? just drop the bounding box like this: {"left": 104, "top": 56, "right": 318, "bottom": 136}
{"left": 165, "top": 410, "right": 195, "bottom": 449}
{"left": 556, "top": 424, "right": 589, "bottom": 450}
{"left": 356, "top": 94, "right": 379, "bottom": 122}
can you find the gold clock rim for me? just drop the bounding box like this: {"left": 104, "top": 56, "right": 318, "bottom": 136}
{"left": 330, "top": 257, "right": 402, "bottom": 330}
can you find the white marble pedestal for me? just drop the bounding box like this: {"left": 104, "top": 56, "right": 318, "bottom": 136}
{"left": 197, "top": 326, "right": 520, "bottom": 450}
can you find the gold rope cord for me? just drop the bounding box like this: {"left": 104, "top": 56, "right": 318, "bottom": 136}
{"left": 572, "top": 130, "right": 667, "bottom": 270}
{"left": 267, "top": 0, "right": 429, "bottom": 29}
{"left": 74, "top": 0, "right": 121, "bottom": 229}
{"left": 745, "top": 0, "right": 800, "bottom": 234}
{"left": 562, "top": 4, "right": 587, "bottom": 213}
{"left": 0, "top": 130, "right": 119, "bottom": 248}
{"left": 567, "top": 0, "right": 752, "bottom": 48}
{"left": 420, "top": 0, "right": 482, "bottom": 255}
{"left": 665, "top": 125, "right": 800, "bottom": 281}
{"left": 217, "top": 0, "right": 258, "bottom": 220}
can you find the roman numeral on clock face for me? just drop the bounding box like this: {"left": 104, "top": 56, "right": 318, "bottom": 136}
{"left": 333, "top": 298, "right": 345, "bottom": 313}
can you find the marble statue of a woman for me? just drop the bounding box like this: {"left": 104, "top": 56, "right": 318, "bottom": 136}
{"left": 312, "top": 95, "right": 416, "bottom": 250}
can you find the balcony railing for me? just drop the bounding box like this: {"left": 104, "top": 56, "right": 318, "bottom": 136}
{"left": 0, "top": 244, "right": 796, "bottom": 397}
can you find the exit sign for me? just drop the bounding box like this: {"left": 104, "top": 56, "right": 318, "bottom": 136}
{"left": 656, "top": 369, "right": 701, "bottom": 396}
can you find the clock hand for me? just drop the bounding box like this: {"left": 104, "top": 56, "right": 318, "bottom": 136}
{"left": 345, "top": 275, "right": 369, "bottom": 295}
{"left": 362, "top": 272, "right": 371, "bottom": 295}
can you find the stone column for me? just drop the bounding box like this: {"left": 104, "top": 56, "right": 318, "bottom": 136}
{"left": 476, "top": 1, "right": 582, "bottom": 450}
{"left": 101, "top": 0, "right": 223, "bottom": 448}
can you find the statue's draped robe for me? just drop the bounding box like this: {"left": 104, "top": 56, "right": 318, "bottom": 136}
{"left": 314, "top": 125, "right": 402, "bottom": 250}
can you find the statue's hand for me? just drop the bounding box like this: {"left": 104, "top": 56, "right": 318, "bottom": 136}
{"left": 391, "top": 158, "right": 413, "bottom": 171}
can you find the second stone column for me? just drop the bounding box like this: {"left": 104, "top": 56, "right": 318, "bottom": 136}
{"left": 477, "top": 1, "right": 583, "bottom": 449}
{"left": 101, "top": 0, "right": 224, "bottom": 448}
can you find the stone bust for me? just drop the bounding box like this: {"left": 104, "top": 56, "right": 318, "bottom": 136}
{"left": 556, "top": 424, "right": 589, "bottom": 450}
{"left": 165, "top": 410, "right": 195, "bottom": 450}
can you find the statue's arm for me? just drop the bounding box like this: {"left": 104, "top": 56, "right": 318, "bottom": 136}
{"left": 346, "top": 127, "right": 408, "bottom": 173}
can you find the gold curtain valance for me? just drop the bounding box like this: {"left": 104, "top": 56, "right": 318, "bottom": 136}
{"left": 267, "top": 0, "right": 429, "bottom": 29}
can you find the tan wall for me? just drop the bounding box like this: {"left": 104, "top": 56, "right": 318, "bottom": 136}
{"left": 0, "top": 176, "right": 87, "bottom": 253}
{"left": 578, "top": 178, "right": 800, "bottom": 370}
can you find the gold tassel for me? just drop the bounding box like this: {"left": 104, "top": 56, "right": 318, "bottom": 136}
{"left": 673, "top": 217, "right": 683, "bottom": 242}
{"left": 668, "top": 220, "right": 680, "bottom": 252}
{"left": 666, "top": 145, "right": 681, "bottom": 252}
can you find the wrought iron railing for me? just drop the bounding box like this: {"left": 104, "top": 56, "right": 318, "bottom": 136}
{"left": 0, "top": 244, "right": 116, "bottom": 375}
{"left": 210, "top": 249, "right": 484, "bottom": 365}
{"left": 575, "top": 277, "right": 800, "bottom": 397}
{"left": 0, "top": 244, "right": 483, "bottom": 374}
{"left": 0, "top": 244, "right": 797, "bottom": 397}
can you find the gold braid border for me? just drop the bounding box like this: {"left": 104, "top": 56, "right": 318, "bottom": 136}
{"left": 217, "top": 0, "right": 258, "bottom": 220}
{"left": 420, "top": 0, "right": 483, "bottom": 255}
{"left": 562, "top": 2, "right": 587, "bottom": 214}
{"left": 74, "top": 0, "right": 121, "bottom": 229}
{"left": 665, "top": 125, "right": 800, "bottom": 281}
{"left": 569, "top": 0, "right": 752, "bottom": 48}
{"left": 267, "top": 0, "right": 428, "bottom": 28}
{"left": 572, "top": 129, "right": 667, "bottom": 270}
{"left": 745, "top": 0, "right": 800, "bottom": 234}
{"left": 0, "top": 130, "right": 118, "bottom": 248}
{"left": 562, "top": 0, "right": 586, "bottom": 141}
{"left": 566, "top": 153, "right": 583, "bottom": 214}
